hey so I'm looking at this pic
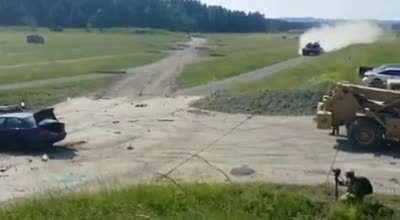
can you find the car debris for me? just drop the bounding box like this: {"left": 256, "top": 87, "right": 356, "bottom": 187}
{"left": 41, "top": 154, "right": 49, "bottom": 162}
{"left": 302, "top": 42, "right": 324, "bottom": 56}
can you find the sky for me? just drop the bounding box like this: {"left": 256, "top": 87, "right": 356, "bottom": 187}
{"left": 201, "top": 0, "right": 400, "bottom": 20}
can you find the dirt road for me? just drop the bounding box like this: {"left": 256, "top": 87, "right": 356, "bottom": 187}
{"left": 106, "top": 38, "right": 206, "bottom": 98}
{"left": 0, "top": 38, "right": 399, "bottom": 202}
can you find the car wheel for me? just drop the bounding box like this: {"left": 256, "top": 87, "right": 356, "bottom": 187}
{"left": 348, "top": 118, "right": 385, "bottom": 148}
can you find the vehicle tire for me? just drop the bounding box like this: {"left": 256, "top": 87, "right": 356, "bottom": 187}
{"left": 348, "top": 118, "right": 385, "bottom": 148}
{"left": 369, "top": 78, "right": 384, "bottom": 88}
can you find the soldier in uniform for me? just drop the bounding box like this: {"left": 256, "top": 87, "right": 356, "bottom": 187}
{"left": 334, "top": 169, "right": 373, "bottom": 202}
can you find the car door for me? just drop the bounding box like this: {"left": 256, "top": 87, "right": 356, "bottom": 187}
{"left": 380, "top": 70, "right": 397, "bottom": 80}
{"left": 393, "top": 70, "right": 400, "bottom": 79}
{"left": 0, "top": 118, "right": 9, "bottom": 146}
{"left": 4, "top": 117, "right": 25, "bottom": 147}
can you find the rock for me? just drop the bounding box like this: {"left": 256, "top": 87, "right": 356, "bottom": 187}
{"left": 41, "top": 154, "right": 49, "bottom": 162}
{"left": 135, "top": 104, "right": 148, "bottom": 108}
{"left": 157, "top": 119, "right": 174, "bottom": 122}
{"left": 114, "top": 131, "right": 122, "bottom": 135}
{"left": 15, "top": 188, "right": 25, "bottom": 193}
{"left": 230, "top": 165, "right": 256, "bottom": 177}
{"left": 112, "top": 121, "right": 120, "bottom": 124}
{"left": 126, "top": 145, "right": 134, "bottom": 151}
{"left": 0, "top": 165, "right": 11, "bottom": 173}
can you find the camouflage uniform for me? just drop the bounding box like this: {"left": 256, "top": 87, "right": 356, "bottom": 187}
{"left": 339, "top": 171, "right": 373, "bottom": 202}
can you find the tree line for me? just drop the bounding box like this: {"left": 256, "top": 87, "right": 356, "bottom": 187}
{"left": 0, "top": 0, "right": 313, "bottom": 32}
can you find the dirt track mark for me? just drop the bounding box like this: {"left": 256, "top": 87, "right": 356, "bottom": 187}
{"left": 178, "top": 56, "right": 312, "bottom": 96}
{"left": 106, "top": 38, "right": 206, "bottom": 98}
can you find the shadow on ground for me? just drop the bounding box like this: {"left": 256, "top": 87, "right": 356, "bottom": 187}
{"left": 335, "top": 139, "right": 400, "bottom": 159}
{"left": 0, "top": 145, "right": 78, "bottom": 160}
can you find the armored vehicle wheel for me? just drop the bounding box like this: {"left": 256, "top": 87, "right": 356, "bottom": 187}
{"left": 348, "top": 118, "right": 384, "bottom": 148}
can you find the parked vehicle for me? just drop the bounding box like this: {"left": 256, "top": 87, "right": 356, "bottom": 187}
{"left": 0, "top": 108, "right": 66, "bottom": 148}
{"left": 361, "top": 64, "right": 400, "bottom": 88}
{"left": 0, "top": 103, "right": 26, "bottom": 114}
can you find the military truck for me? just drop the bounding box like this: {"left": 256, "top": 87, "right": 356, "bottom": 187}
{"left": 26, "top": 34, "right": 45, "bottom": 44}
{"left": 302, "top": 42, "right": 324, "bottom": 56}
{"left": 316, "top": 83, "right": 400, "bottom": 147}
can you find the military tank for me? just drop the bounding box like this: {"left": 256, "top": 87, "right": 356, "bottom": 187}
{"left": 302, "top": 42, "right": 324, "bottom": 56}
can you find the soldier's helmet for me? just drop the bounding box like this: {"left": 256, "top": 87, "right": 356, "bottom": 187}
{"left": 345, "top": 170, "right": 355, "bottom": 179}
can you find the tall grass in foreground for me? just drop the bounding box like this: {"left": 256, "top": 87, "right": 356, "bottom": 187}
{"left": 0, "top": 184, "right": 397, "bottom": 220}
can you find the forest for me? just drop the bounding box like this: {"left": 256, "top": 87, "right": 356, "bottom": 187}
{"left": 0, "top": 0, "right": 314, "bottom": 32}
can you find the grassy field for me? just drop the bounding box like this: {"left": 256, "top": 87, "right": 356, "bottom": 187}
{"left": 236, "top": 35, "right": 400, "bottom": 92}
{"left": 0, "top": 183, "right": 398, "bottom": 219}
{"left": 179, "top": 33, "right": 298, "bottom": 88}
{"left": 0, "top": 27, "right": 185, "bottom": 84}
{"left": 191, "top": 34, "right": 400, "bottom": 116}
{"left": 0, "top": 78, "right": 108, "bottom": 109}
{"left": 0, "top": 27, "right": 185, "bottom": 107}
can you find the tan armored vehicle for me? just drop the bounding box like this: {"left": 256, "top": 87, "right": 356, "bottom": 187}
{"left": 316, "top": 83, "right": 400, "bottom": 147}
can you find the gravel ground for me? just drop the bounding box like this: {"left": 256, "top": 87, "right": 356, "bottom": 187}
{"left": 192, "top": 90, "right": 325, "bottom": 116}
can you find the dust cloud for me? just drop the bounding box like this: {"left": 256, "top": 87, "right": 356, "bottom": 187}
{"left": 299, "top": 21, "right": 383, "bottom": 53}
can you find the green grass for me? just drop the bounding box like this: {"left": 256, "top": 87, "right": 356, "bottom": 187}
{"left": 179, "top": 33, "right": 298, "bottom": 88}
{"left": 236, "top": 36, "right": 400, "bottom": 92}
{"left": 0, "top": 183, "right": 398, "bottom": 220}
{"left": 0, "top": 78, "right": 108, "bottom": 109}
{"left": 0, "top": 27, "right": 185, "bottom": 84}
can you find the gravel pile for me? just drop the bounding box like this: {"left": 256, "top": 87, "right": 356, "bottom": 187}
{"left": 192, "top": 90, "right": 325, "bottom": 116}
